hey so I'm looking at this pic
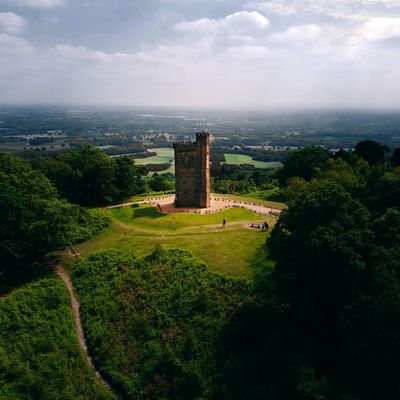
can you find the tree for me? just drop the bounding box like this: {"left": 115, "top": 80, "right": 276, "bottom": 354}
{"left": 269, "top": 182, "right": 373, "bottom": 323}
{"left": 354, "top": 140, "right": 390, "bottom": 166}
{"left": 390, "top": 147, "right": 400, "bottom": 167}
{"left": 114, "top": 156, "right": 147, "bottom": 198}
{"left": 149, "top": 173, "right": 174, "bottom": 192}
{"left": 0, "top": 154, "right": 109, "bottom": 272}
{"left": 277, "top": 146, "right": 329, "bottom": 186}
{"left": 32, "top": 146, "right": 148, "bottom": 206}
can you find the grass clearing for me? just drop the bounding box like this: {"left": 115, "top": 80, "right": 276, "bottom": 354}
{"left": 71, "top": 205, "right": 276, "bottom": 279}
{"left": 217, "top": 193, "right": 287, "bottom": 210}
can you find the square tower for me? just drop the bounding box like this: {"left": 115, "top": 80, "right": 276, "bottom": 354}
{"left": 173, "top": 131, "right": 211, "bottom": 208}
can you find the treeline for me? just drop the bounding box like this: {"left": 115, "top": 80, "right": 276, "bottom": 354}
{"left": 31, "top": 145, "right": 175, "bottom": 206}
{"left": 219, "top": 140, "right": 400, "bottom": 399}
{"left": 211, "top": 162, "right": 281, "bottom": 201}
{"left": 31, "top": 145, "right": 148, "bottom": 206}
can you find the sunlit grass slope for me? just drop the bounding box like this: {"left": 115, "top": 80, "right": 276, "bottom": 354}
{"left": 71, "top": 205, "right": 276, "bottom": 279}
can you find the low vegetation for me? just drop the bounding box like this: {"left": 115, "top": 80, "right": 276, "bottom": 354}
{"left": 0, "top": 275, "right": 114, "bottom": 400}
{"left": 72, "top": 248, "right": 251, "bottom": 399}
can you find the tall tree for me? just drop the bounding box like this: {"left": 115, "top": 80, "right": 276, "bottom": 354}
{"left": 277, "top": 146, "right": 329, "bottom": 186}
{"left": 354, "top": 140, "right": 390, "bottom": 166}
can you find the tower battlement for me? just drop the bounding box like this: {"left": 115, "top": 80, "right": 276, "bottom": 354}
{"left": 173, "top": 131, "right": 211, "bottom": 208}
{"left": 173, "top": 141, "right": 197, "bottom": 152}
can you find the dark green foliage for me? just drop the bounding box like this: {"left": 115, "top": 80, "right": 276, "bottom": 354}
{"left": 148, "top": 173, "right": 175, "bottom": 192}
{"left": 354, "top": 140, "right": 390, "bottom": 166}
{"left": 32, "top": 145, "right": 147, "bottom": 206}
{"left": 390, "top": 147, "right": 400, "bottom": 167}
{"left": 220, "top": 142, "right": 400, "bottom": 399}
{"left": 0, "top": 276, "right": 115, "bottom": 400}
{"left": 72, "top": 248, "right": 251, "bottom": 399}
{"left": 211, "top": 163, "right": 279, "bottom": 196}
{"left": 270, "top": 183, "right": 373, "bottom": 321}
{"left": 0, "top": 153, "right": 110, "bottom": 271}
{"left": 277, "top": 146, "right": 329, "bottom": 186}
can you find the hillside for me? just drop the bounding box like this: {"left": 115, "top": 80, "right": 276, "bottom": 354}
{"left": 71, "top": 248, "right": 251, "bottom": 399}
{"left": 0, "top": 275, "right": 115, "bottom": 400}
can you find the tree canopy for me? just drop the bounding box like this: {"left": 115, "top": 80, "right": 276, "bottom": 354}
{"left": 32, "top": 145, "right": 147, "bottom": 206}
{"left": 0, "top": 154, "right": 109, "bottom": 272}
{"left": 277, "top": 146, "right": 329, "bottom": 186}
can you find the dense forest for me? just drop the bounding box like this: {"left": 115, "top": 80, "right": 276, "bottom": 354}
{"left": 1, "top": 140, "right": 400, "bottom": 399}
{"left": 219, "top": 141, "right": 400, "bottom": 399}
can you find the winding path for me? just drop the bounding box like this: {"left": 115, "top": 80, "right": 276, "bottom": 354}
{"left": 54, "top": 265, "right": 123, "bottom": 400}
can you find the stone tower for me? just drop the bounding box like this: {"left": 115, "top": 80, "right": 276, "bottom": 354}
{"left": 173, "top": 131, "right": 211, "bottom": 208}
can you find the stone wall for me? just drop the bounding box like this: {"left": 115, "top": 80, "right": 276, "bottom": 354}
{"left": 173, "top": 131, "right": 211, "bottom": 208}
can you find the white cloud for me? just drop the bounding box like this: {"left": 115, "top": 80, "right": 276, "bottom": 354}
{"left": 0, "top": 12, "right": 26, "bottom": 34}
{"left": 269, "top": 24, "right": 323, "bottom": 43}
{"left": 248, "top": 0, "right": 400, "bottom": 20}
{"left": 246, "top": 1, "right": 297, "bottom": 16}
{"left": 0, "top": 0, "right": 64, "bottom": 8}
{"left": 0, "top": 6, "right": 400, "bottom": 108}
{"left": 175, "top": 11, "right": 270, "bottom": 34}
{"left": 354, "top": 17, "right": 400, "bottom": 40}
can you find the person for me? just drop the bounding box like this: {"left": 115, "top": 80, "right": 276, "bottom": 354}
{"left": 222, "top": 219, "right": 226, "bottom": 227}
{"left": 262, "top": 221, "right": 269, "bottom": 232}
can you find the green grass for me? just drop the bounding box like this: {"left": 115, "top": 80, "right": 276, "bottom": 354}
{"left": 132, "top": 148, "right": 283, "bottom": 174}
{"left": 71, "top": 205, "right": 276, "bottom": 279}
{"left": 110, "top": 204, "right": 264, "bottom": 230}
{"left": 133, "top": 148, "right": 174, "bottom": 164}
{"left": 224, "top": 154, "right": 283, "bottom": 169}
{"left": 126, "top": 190, "right": 175, "bottom": 202}
{"left": 0, "top": 275, "right": 115, "bottom": 400}
{"left": 216, "top": 193, "right": 287, "bottom": 210}
{"left": 133, "top": 148, "right": 175, "bottom": 174}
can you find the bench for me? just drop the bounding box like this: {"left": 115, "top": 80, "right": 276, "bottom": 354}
{"left": 250, "top": 223, "right": 261, "bottom": 229}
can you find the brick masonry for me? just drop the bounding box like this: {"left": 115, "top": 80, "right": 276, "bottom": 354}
{"left": 173, "top": 131, "right": 211, "bottom": 208}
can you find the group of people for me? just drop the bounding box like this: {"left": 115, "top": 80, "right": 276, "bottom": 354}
{"left": 222, "top": 219, "right": 269, "bottom": 232}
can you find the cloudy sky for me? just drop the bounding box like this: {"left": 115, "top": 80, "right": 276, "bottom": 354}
{"left": 0, "top": 0, "right": 400, "bottom": 108}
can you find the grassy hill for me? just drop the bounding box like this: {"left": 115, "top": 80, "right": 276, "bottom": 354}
{"left": 66, "top": 204, "right": 277, "bottom": 279}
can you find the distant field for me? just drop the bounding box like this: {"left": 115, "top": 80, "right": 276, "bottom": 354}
{"left": 69, "top": 204, "right": 276, "bottom": 279}
{"left": 133, "top": 147, "right": 175, "bottom": 173}
{"left": 132, "top": 148, "right": 283, "bottom": 174}
{"left": 133, "top": 147, "right": 174, "bottom": 164}
{"left": 224, "top": 153, "right": 283, "bottom": 169}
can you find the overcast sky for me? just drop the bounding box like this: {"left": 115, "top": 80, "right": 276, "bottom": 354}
{"left": 0, "top": 0, "right": 400, "bottom": 108}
